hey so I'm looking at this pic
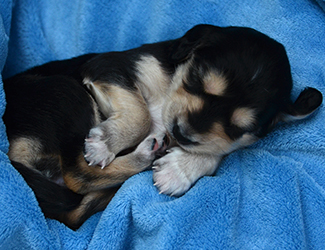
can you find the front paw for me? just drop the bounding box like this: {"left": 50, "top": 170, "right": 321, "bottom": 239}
{"left": 152, "top": 147, "right": 192, "bottom": 196}
{"left": 84, "top": 127, "right": 115, "bottom": 169}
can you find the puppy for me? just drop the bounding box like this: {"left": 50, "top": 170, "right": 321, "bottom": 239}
{"left": 3, "top": 24, "right": 322, "bottom": 229}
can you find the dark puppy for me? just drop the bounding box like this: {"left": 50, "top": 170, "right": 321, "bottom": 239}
{"left": 3, "top": 24, "right": 322, "bottom": 229}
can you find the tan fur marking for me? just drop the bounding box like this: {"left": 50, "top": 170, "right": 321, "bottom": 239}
{"left": 174, "top": 86, "right": 205, "bottom": 113}
{"left": 61, "top": 188, "right": 118, "bottom": 229}
{"left": 203, "top": 71, "right": 227, "bottom": 96}
{"left": 103, "top": 85, "right": 151, "bottom": 153}
{"left": 61, "top": 153, "right": 91, "bottom": 193}
{"left": 63, "top": 192, "right": 101, "bottom": 225}
{"left": 162, "top": 86, "right": 204, "bottom": 141}
{"left": 85, "top": 82, "right": 151, "bottom": 155}
{"left": 8, "top": 137, "right": 42, "bottom": 168}
{"left": 231, "top": 107, "right": 256, "bottom": 128}
{"left": 86, "top": 80, "right": 150, "bottom": 123}
{"left": 209, "top": 123, "right": 232, "bottom": 142}
{"left": 107, "top": 85, "right": 149, "bottom": 122}
{"left": 90, "top": 96, "right": 102, "bottom": 126}
{"left": 169, "top": 59, "right": 192, "bottom": 92}
{"left": 202, "top": 123, "right": 233, "bottom": 154}
{"left": 64, "top": 152, "right": 151, "bottom": 194}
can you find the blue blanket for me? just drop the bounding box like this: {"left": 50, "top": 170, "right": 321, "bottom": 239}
{"left": 1, "top": 0, "right": 325, "bottom": 249}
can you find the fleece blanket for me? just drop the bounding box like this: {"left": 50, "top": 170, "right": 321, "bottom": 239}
{"left": 1, "top": 0, "right": 325, "bottom": 249}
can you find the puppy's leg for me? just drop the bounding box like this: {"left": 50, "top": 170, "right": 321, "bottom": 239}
{"left": 152, "top": 147, "right": 221, "bottom": 196}
{"left": 59, "top": 187, "right": 119, "bottom": 230}
{"left": 63, "top": 133, "right": 168, "bottom": 194}
{"left": 84, "top": 81, "right": 151, "bottom": 168}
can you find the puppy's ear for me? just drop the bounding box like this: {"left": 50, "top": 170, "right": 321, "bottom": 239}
{"left": 282, "top": 87, "right": 323, "bottom": 122}
{"left": 169, "top": 24, "right": 215, "bottom": 63}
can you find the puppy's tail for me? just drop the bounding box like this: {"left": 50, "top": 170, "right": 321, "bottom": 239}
{"left": 256, "top": 87, "right": 323, "bottom": 137}
{"left": 11, "top": 161, "right": 84, "bottom": 220}
{"left": 282, "top": 87, "right": 323, "bottom": 122}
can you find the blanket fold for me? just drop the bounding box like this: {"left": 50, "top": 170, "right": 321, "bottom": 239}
{"left": 1, "top": 0, "right": 324, "bottom": 249}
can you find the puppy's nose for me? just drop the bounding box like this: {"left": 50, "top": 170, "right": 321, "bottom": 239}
{"left": 172, "top": 122, "right": 198, "bottom": 146}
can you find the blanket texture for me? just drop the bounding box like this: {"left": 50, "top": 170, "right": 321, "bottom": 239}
{"left": 1, "top": 0, "right": 325, "bottom": 249}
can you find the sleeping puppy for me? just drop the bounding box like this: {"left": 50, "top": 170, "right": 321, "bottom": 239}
{"left": 3, "top": 24, "right": 322, "bottom": 229}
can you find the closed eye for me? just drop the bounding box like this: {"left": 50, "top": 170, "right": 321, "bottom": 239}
{"left": 172, "top": 123, "right": 199, "bottom": 146}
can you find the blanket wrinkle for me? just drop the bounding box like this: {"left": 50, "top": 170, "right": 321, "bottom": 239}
{"left": 1, "top": 0, "right": 325, "bottom": 249}
{"left": 315, "top": 0, "right": 325, "bottom": 11}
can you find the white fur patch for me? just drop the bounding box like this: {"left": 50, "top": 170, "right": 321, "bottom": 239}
{"left": 170, "top": 60, "right": 192, "bottom": 93}
{"left": 84, "top": 126, "right": 115, "bottom": 168}
{"left": 135, "top": 55, "right": 170, "bottom": 102}
{"left": 135, "top": 55, "right": 172, "bottom": 133}
{"left": 153, "top": 147, "right": 221, "bottom": 196}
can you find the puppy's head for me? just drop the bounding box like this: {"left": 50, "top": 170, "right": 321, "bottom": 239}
{"left": 163, "top": 25, "right": 323, "bottom": 155}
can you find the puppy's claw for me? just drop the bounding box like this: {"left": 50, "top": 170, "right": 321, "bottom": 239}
{"left": 171, "top": 191, "right": 178, "bottom": 197}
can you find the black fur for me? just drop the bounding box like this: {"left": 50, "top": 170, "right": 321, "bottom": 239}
{"left": 11, "top": 161, "right": 83, "bottom": 217}
{"left": 4, "top": 74, "right": 96, "bottom": 176}
{"left": 176, "top": 26, "right": 290, "bottom": 138}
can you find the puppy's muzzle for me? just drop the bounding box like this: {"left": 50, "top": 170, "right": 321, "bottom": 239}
{"left": 153, "top": 134, "right": 170, "bottom": 159}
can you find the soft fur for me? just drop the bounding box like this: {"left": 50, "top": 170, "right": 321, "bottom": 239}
{"left": 3, "top": 24, "right": 322, "bottom": 229}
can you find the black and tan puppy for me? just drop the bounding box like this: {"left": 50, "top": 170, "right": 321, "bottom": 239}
{"left": 3, "top": 24, "right": 322, "bottom": 229}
